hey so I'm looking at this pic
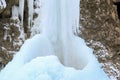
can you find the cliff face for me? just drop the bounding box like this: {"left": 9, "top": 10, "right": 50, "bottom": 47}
{"left": 0, "top": 0, "right": 25, "bottom": 68}
{"left": 80, "top": 0, "right": 120, "bottom": 79}
{"left": 0, "top": 0, "right": 40, "bottom": 68}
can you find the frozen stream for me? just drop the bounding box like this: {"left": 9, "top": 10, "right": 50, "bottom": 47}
{"left": 0, "top": 0, "right": 110, "bottom": 80}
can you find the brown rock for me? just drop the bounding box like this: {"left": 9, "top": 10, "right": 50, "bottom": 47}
{"left": 115, "top": 37, "right": 120, "bottom": 45}
{"left": 80, "top": 0, "right": 120, "bottom": 79}
{"left": 115, "top": 27, "right": 120, "bottom": 33}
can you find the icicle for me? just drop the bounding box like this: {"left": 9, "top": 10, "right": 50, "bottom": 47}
{"left": 0, "top": 0, "right": 110, "bottom": 80}
{"left": 0, "top": 0, "right": 6, "bottom": 9}
{"left": 72, "top": 0, "right": 80, "bottom": 34}
{"left": 11, "top": 5, "right": 19, "bottom": 19}
{"left": 27, "top": 0, "right": 34, "bottom": 28}
{"left": 19, "top": 0, "right": 24, "bottom": 27}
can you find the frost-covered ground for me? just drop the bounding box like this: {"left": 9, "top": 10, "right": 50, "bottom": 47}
{"left": 0, "top": 0, "right": 110, "bottom": 80}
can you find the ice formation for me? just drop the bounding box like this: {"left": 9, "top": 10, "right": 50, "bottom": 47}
{"left": 30, "top": 0, "right": 42, "bottom": 37}
{"left": 18, "top": 0, "right": 34, "bottom": 31}
{"left": 0, "top": 0, "right": 6, "bottom": 9}
{"left": 2, "top": 55, "right": 110, "bottom": 80}
{"left": 27, "top": 0, "right": 34, "bottom": 28}
{"left": 19, "top": 0, "right": 24, "bottom": 26}
{"left": 0, "top": 0, "right": 110, "bottom": 80}
{"left": 12, "top": 5, "right": 19, "bottom": 19}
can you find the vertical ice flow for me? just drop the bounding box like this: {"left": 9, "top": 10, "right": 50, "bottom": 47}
{"left": 19, "top": 0, "right": 24, "bottom": 27}
{"left": 0, "top": 0, "right": 110, "bottom": 80}
{"left": 27, "top": 0, "right": 34, "bottom": 28}
{"left": 12, "top": 5, "right": 19, "bottom": 19}
{"left": 40, "top": 0, "right": 89, "bottom": 69}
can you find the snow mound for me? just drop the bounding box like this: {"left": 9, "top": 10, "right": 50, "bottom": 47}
{"left": 0, "top": 34, "right": 54, "bottom": 80}
{"left": 3, "top": 55, "right": 109, "bottom": 80}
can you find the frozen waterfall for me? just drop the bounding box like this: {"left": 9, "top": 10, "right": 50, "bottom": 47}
{"left": 0, "top": 0, "right": 110, "bottom": 80}
{"left": 0, "top": 0, "right": 6, "bottom": 9}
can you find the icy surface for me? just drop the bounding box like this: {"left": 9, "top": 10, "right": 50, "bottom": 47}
{"left": 0, "top": 54, "right": 110, "bottom": 80}
{"left": 0, "top": 0, "right": 6, "bottom": 9}
{"left": 27, "top": 0, "right": 34, "bottom": 28}
{"left": 12, "top": 5, "right": 19, "bottom": 19}
{"left": 19, "top": 0, "right": 24, "bottom": 26}
{"left": 7, "top": 55, "right": 110, "bottom": 80}
{"left": 0, "top": 34, "right": 54, "bottom": 80}
{"left": 0, "top": 0, "right": 110, "bottom": 80}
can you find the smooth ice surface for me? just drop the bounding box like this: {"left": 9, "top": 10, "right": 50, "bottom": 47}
{"left": 27, "top": 0, "right": 34, "bottom": 28}
{"left": 19, "top": 0, "right": 24, "bottom": 26}
{"left": 0, "top": 0, "right": 110, "bottom": 80}
{"left": 12, "top": 5, "right": 19, "bottom": 19}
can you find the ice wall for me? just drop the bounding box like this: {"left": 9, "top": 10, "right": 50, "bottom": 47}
{"left": 0, "top": 0, "right": 110, "bottom": 80}
{"left": 40, "top": 0, "right": 89, "bottom": 69}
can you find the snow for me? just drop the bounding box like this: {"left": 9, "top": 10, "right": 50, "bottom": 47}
{"left": 0, "top": 0, "right": 6, "bottom": 9}
{"left": 19, "top": 0, "right": 34, "bottom": 34}
{"left": 0, "top": 0, "right": 110, "bottom": 80}
{"left": 0, "top": 55, "right": 110, "bottom": 80}
{"left": 0, "top": 34, "right": 54, "bottom": 80}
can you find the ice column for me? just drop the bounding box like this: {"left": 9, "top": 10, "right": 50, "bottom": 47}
{"left": 12, "top": 5, "right": 19, "bottom": 19}
{"left": 40, "top": 0, "right": 89, "bottom": 69}
{"left": 19, "top": 0, "right": 24, "bottom": 27}
{"left": 27, "top": 0, "right": 34, "bottom": 28}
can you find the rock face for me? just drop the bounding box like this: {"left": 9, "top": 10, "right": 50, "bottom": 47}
{"left": 80, "top": 0, "right": 120, "bottom": 79}
{"left": 0, "top": 0, "right": 38, "bottom": 69}
{"left": 0, "top": 18, "right": 23, "bottom": 68}
{"left": 0, "top": 0, "right": 24, "bottom": 68}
